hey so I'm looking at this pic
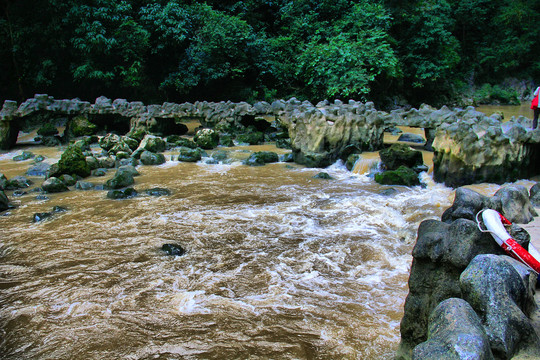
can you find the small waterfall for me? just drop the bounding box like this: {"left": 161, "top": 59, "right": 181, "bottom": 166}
{"left": 352, "top": 153, "right": 381, "bottom": 175}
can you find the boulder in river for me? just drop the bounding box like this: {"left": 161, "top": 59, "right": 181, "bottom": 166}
{"left": 145, "top": 188, "right": 171, "bottom": 197}
{"left": 104, "top": 169, "right": 135, "bottom": 190}
{"left": 26, "top": 162, "right": 51, "bottom": 177}
{"left": 6, "top": 176, "right": 33, "bottom": 190}
{"left": 139, "top": 150, "right": 166, "bottom": 166}
{"left": 161, "top": 243, "right": 185, "bottom": 256}
{"left": 177, "top": 146, "right": 203, "bottom": 162}
{"left": 244, "top": 151, "right": 279, "bottom": 166}
{"left": 13, "top": 151, "right": 35, "bottom": 161}
{"left": 379, "top": 143, "right": 424, "bottom": 171}
{"left": 106, "top": 187, "right": 138, "bottom": 199}
{"left": 57, "top": 145, "right": 91, "bottom": 178}
{"left": 374, "top": 165, "right": 420, "bottom": 186}
{"left": 194, "top": 128, "right": 219, "bottom": 150}
{"left": 42, "top": 177, "right": 69, "bottom": 193}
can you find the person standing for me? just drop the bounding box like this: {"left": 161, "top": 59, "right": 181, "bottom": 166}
{"left": 531, "top": 86, "right": 540, "bottom": 129}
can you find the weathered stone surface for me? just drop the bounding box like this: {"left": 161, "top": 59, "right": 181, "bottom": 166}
{"left": 491, "top": 185, "right": 537, "bottom": 223}
{"left": 13, "top": 151, "right": 35, "bottom": 161}
{"left": 412, "top": 298, "right": 493, "bottom": 360}
{"left": 461, "top": 255, "right": 540, "bottom": 359}
{"left": 433, "top": 114, "right": 540, "bottom": 187}
{"left": 136, "top": 134, "right": 166, "bottom": 153}
{"left": 75, "top": 180, "right": 94, "bottom": 190}
{"left": 442, "top": 186, "right": 537, "bottom": 224}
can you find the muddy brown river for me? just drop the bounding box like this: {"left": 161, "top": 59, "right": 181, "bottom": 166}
{"left": 0, "top": 103, "right": 535, "bottom": 359}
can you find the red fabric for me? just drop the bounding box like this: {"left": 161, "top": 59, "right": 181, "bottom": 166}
{"left": 532, "top": 94, "right": 539, "bottom": 109}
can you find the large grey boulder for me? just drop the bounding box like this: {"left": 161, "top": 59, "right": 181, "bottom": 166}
{"left": 460, "top": 255, "right": 540, "bottom": 359}
{"left": 491, "top": 185, "right": 537, "bottom": 223}
{"left": 412, "top": 298, "right": 493, "bottom": 360}
{"left": 442, "top": 185, "right": 536, "bottom": 224}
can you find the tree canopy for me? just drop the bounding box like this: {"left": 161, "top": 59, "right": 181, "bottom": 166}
{"left": 1, "top": 0, "right": 539, "bottom": 107}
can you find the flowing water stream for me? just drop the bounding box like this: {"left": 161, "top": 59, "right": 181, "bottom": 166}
{"left": 0, "top": 103, "right": 535, "bottom": 359}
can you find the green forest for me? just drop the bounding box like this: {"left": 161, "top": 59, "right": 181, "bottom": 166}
{"left": 1, "top": 0, "right": 539, "bottom": 108}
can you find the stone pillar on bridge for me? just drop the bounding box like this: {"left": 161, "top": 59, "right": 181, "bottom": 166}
{"left": 0, "top": 100, "right": 20, "bottom": 150}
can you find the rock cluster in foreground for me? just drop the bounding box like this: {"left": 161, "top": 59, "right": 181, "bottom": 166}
{"left": 398, "top": 185, "right": 540, "bottom": 359}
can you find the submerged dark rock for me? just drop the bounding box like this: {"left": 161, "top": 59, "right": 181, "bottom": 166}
{"left": 161, "top": 243, "right": 185, "bottom": 256}
{"left": 244, "top": 151, "right": 279, "bottom": 166}
{"left": 106, "top": 187, "right": 138, "bottom": 199}
{"left": 145, "top": 188, "right": 171, "bottom": 197}
{"left": 313, "top": 172, "right": 333, "bottom": 180}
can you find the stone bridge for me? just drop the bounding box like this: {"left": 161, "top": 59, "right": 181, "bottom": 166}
{"left": 1, "top": 94, "right": 539, "bottom": 186}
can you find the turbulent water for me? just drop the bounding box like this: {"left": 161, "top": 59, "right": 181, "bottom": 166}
{"left": 0, "top": 142, "right": 458, "bottom": 360}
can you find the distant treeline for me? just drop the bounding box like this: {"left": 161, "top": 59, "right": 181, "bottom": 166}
{"left": 1, "top": 0, "right": 539, "bottom": 107}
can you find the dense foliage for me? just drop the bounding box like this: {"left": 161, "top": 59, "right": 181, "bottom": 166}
{"left": 1, "top": 0, "right": 539, "bottom": 107}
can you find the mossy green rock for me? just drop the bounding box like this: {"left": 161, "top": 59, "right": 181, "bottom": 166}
{"left": 140, "top": 150, "right": 166, "bottom": 165}
{"left": 194, "top": 129, "right": 219, "bottom": 149}
{"left": 374, "top": 165, "right": 420, "bottom": 186}
{"left": 37, "top": 123, "right": 59, "bottom": 137}
{"left": 244, "top": 151, "right": 279, "bottom": 166}
{"left": 42, "top": 177, "right": 69, "bottom": 193}
{"left": 236, "top": 132, "right": 264, "bottom": 145}
{"left": 57, "top": 145, "right": 91, "bottom": 178}
{"left": 105, "top": 171, "right": 135, "bottom": 190}
{"left": 177, "top": 147, "right": 202, "bottom": 162}
{"left": 68, "top": 115, "right": 97, "bottom": 137}
{"left": 379, "top": 143, "right": 424, "bottom": 171}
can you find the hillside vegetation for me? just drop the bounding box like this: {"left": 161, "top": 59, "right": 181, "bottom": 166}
{"left": 1, "top": 0, "right": 539, "bottom": 107}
